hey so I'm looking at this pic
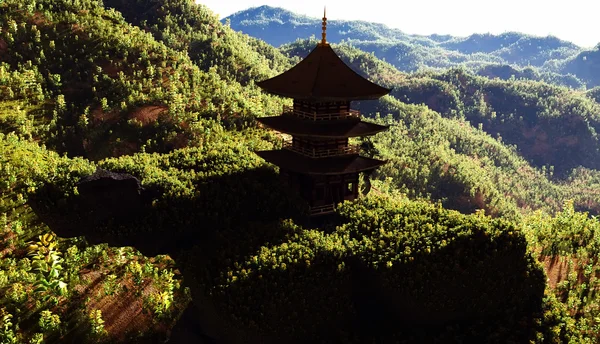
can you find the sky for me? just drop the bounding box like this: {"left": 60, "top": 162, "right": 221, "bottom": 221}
{"left": 197, "top": 0, "right": 599, "bottom": 48}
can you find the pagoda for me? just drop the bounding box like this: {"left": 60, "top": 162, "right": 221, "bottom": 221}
{"left": 255, "top": 9, "right": 391, "bottom": 216}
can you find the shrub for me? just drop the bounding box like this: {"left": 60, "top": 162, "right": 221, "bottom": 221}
{"left": 38, "top": 310, "right": 61, "bottom": 333}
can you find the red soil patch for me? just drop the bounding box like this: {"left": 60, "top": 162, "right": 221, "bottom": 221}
{"left": 441, "top": 163, "right": 451, "bottom": 174}
{"left": 541, "top": 255, "right": 586, "bottom": 289}
{"left": 426, "top": 95, "right": 440, "bottom": 111}
{"left": 101, "top": 64, "right": 121, "bottom": 78}
{"left": 453, "top": 190, "right": 490, "bottom": 215}
{"left": 0, "top": 38, "right": 7, "bottom": 53}
{"left": 170, "top": 132, "right": 189, "bottom": 150}
{"left": 529, "top": 143, "right": 550, "bottom": 159}
{"left": 556, "top": 135, "right": 579, "bottom": 147}
{"left": 0, "top": 229, "right": 17, "bottom": 258}
{"left": 91, "top": 106, "right": 120, "bottom": 125}
{"left": 523, "top": 125, "right": 580, "bottom": 158}
{"left": 62, "top": 82, "right": 92, "bottom": 98}
{"left": 111, "top": 140, "right": 139, "bottom": 157}
{"left": 98, "top": 60, "right": 124, "bottom": 78}
{"left": 472, "top": 191, "right": 490, "bottom": 213}
{"left": 528, "top": 134, "right": 552, "bottom": 157}
{"left": 75, "top": 269, "right": 167, "bottom": 342}
{"left": 29, "top": 12, "right": 49, "bottom": 26}
{"left": 71, "top": 23, "right": 84, "bottom": 34}
{"left": 521, "top": 125, "right": 547, "bottom": 141}
{"left": 129, "top": 105, "right": 168, "bottom": 126}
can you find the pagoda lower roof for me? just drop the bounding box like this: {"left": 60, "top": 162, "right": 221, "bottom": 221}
{"left": 256, "top": 150, "right": 386, "bottom": 175}
{"left": 257, "top": 115, "right": 388, "bottom": 138}
{"left": 256, "top": 44, "right": 391, "bottom": 101}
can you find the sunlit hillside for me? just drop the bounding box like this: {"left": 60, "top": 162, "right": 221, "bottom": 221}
{"left": 1, "top": 0, "right": 600, "bottom": 343}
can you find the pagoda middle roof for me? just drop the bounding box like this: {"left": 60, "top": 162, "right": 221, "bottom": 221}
{"left": 256, "top": 43, "right": 391, "bottom": 101}
{"left": 257, "top": 115, "right": 388, "bottom": 138}
{"left": 256, "top": 150, "right": 387, "bottom": 175}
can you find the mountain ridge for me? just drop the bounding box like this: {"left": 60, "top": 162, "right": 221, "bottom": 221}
{"left": 224, "top": 5, "right": 599, "bottom": 87}
{"left": 225, "top": 5, "right": 582, "bottom": 49}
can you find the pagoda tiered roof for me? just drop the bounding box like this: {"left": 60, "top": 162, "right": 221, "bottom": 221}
{"left": 256, "top": 150, "right": 386, "bottom": 175}
{"left": 257, "top": 115, "right": 388, "bottom": 138}
{"left": 254, "top": 10, "right": 390, "bottom": 216}
{"left": 256, "top": 43, "right": 391, "bottom": 101}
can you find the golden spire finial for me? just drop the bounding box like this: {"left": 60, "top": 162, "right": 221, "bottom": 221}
{"left": 321, "top": 6, "right": 328, "bottom": 45}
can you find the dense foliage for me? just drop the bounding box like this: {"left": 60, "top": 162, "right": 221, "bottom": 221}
{"left": 0, "top": 0, "right": 287, "bottom": 160}
{"left": 2, "top": 0, "right": 600, "bottom": 343}
{"left": 201, "top": 196, "right": 552, "bottom": 343}
{"left": 389, "top": 69, "right": 600, "bottom": 176}
{"left": 0, "top": 133, "right": 189, "bottom": 343}
{"left": 560, "top": 45, "right": 600, "bottom": 87}
{"left": 102, "top": 0, "right": 294, "bottom": 85}
{"left": 282, "top": 39, "right": 600, "bottom": 216}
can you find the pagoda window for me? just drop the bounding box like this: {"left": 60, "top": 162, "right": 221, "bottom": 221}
{"left": 330, "top": 182, "right": 344, "bottom": 204}
{"left": 315, "top": 186, "right": 325, "bottom": 201}
{"left": 279, "top": 170, "right": 290, "bottom": 184}
{"left": 293, "top": 100, "right": 317, "bottom": 114}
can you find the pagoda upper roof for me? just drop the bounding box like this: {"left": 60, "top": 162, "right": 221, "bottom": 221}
{"left": 256, "top": 43, "right": 391, "bottom": 101}
{"left": 256, "top": 149, "right": 386, "bottom": 175}
{"left": 257, "top": 115, "right": 388, "bottom": 138}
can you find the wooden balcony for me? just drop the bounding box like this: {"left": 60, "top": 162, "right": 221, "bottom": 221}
{"left": 283, "top": 106, "right": 360, "bottom": 121}
{"left": 282, "top": 139, "right": 359, "bottom": 158}
{"left": 309, "top": 204, "right": 336, "bottom": 216}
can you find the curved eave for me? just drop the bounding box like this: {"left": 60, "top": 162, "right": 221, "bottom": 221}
{"left": 257, "top": 86, "right": 391, "bottom": 102}
{"left": 257, "top": 116, "right": 389, "bottom": 138}
{"left": 256, "top": 149, "right": 387, "bottom": 175}
{"left": 256, "top": 44, "right": 391, "bottom": 101}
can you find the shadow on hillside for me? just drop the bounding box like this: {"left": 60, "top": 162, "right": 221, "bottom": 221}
{"left": 28, "top": 167, "right": 311, "bottom": 343}
{"left": 346, "top": 238, "right": 545, "bottom": 342}
{"left": 28, "top": 167, "right": 546, "bottom": 343}
{"left": 197, "top": 228, "right": 546, "bottom": 343}
{"left": 28, "top": 167, "right": 306, "bottom": 258}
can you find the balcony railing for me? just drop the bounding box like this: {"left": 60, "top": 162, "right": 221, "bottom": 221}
{"left": 309, "top": 204, "right": 336, "bottom": 216}
{"left": 282, "top": 139, "right": 359, "bottom": 158}
{"left": 283, "top": 106, "right": 360, "bottom": 121}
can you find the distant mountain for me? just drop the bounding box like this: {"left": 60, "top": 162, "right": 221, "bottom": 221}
{"left": 587, "top": 86, "right": 600, "bottom": 103}
{"left": 223, "top": 5, "right": 434, "bottom": 47}
{"left": 441, "top": 32, "right": 525, "bottom": 54}
{"left": 440, "top": 32, "right": 580, "bottom": 66}
{"left": 282, "top": 39, "right": 600, "bottom": 181}
{"left": 224, "top": 6, "right": 589, "bottom": 87}
{"left": 561, "top": 45, "right": 600, "bottom": 87}
{"left": 476, "top": 64, "right": 584, "bottom": 89}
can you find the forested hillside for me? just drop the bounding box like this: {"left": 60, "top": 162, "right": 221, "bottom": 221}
{"left": 283, "top": 40, "right": 600, "bottom": 198}
{"left": 2, "top": 0, "right": 600, "bottom": 343}
{"left": 560, "top": 45, "right": 600, "bottom": 87}
{"left": 225, "top": 6, "right": 600, "bottom": 88}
